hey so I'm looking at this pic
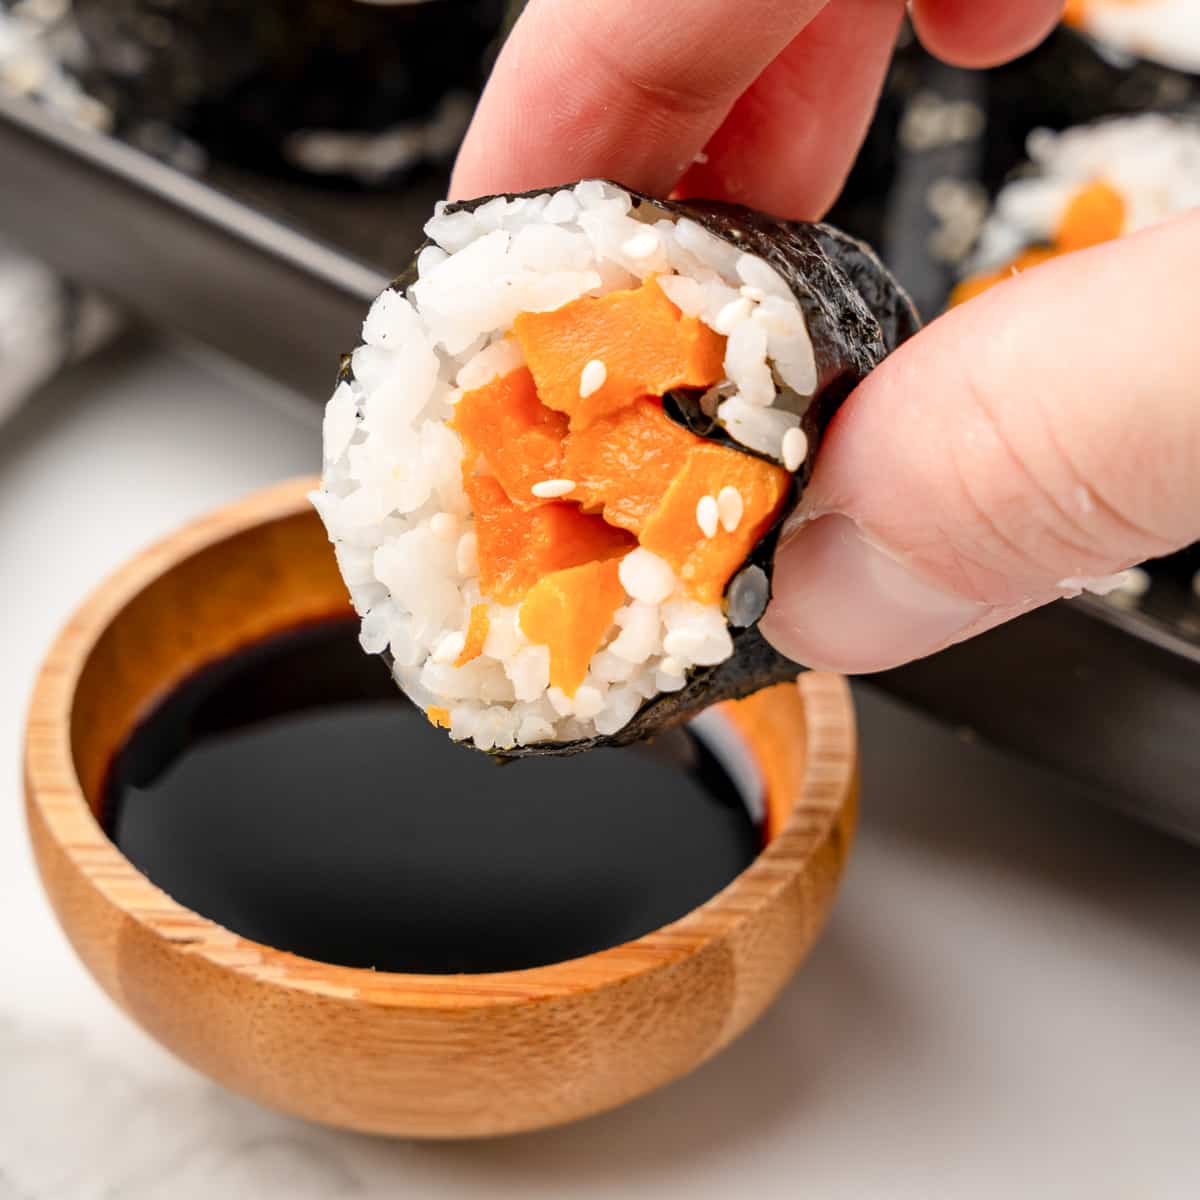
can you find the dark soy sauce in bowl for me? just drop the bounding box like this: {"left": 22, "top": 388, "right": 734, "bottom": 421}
{"left": 103, "top": 619, "right": 761, "bottom": 974}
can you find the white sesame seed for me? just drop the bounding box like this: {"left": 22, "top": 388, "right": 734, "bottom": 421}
{"left": 430, "top": 512, "right": 459, "bottom": 539}
{"left": 717, "top": 486, "right": 744, "bottom": 533}
{"left": 713, "top": 296, "right": 753, "bottom": 335}
{"left": 455, "top": 530, "right": 478, "bottom": 575}
{"left": 432, "top": 631, "right": 466, "bottom": 664}
{"left": 621, "top": 230, "right": 660, "bottom": 259}
{"left": 782, "top": 426, "right": 808, "bottom": 472}
{"left": 618, "top": 547, "right": 678, "bottom": 605}
{"left": 579, "top": 358, "right": 607, "bottom": 398}
{"left": 531, "top": 478, "right": 576, "bottom": 499}
{"left": 696, "top": 495, "right": 719, "bottom": 539}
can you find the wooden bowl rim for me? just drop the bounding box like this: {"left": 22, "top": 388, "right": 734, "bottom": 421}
{"left": 25, "top": 477, "right": 855, "bottom": 1011}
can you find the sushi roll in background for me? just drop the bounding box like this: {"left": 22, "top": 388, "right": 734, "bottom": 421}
{"left": 949, "top": 114, "right": 1200, "bottom": 613}
{"left": 979, "top": 18, "right": 1200, "bottom": 205}
{"left": 854, "top": 7, "right": 1200, "bottom": 317}
{"left": 951, "top": 112, "right": 1200, "bottom": 304}
{"left": 1063, "top": 0, "right": 1200, "bottom": 75}
{"left": 71, "top": 0, "right": 506, "bottom": 186}
{"left": 313, "top": 182, "right": 916, "bottom": 754}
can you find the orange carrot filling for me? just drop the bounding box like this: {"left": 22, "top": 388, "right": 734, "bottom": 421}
{"left": 466, "top": 474, "right": 634, "bottom": 605}
{"left": 519, "top": 558, "right": 626, "bottom": 696}
{"left": 639, "top": 444, "right": 792, "bottom": 605}
{"left": 1062, "top": 0, "right": 1149, "bottom": 29}
{"left": 449, "top": 280, "right": 792, "bottom": 691}
{"left": 950, "top": 247, "right": 1059, "bottom": 306}
{"left": 427, "top": 706, "right": 451, "bottom": 728}
{"left": 562, "top": 398, "right": 698, "bottom": 533}
{"left": 512, "top": 276, "right": 726, "bottom": 429}
{"left": 455, "top": 604, "right": 491, "bottom": 667}
{"left": 952, "top": 179, "right": 1127, "bottom": 306}
{"left": 451, "top": 364, "right": 567, "bottom": 505}
{"left": 1056, "top": 180, "right": 1126, "bottom": 251}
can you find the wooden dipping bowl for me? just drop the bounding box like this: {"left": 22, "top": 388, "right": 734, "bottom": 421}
{"left": 24, "top": 477, "right": 858, "bottom": 1138}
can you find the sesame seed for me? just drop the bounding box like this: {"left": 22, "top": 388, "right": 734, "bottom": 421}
{"left": 621, "top": 230, "right": 660, "bottom": 259}
{"left": 531, "top": 478, "right": 576, "bottom": 499}
{"left": 782, "top": 426, "right": 808, "bottom": 472}
{"left": 579, "top": 359, "right": 607, "bottom": 398}
{"left": 696, "top": 495, "right": 719, "bottom": 539}
{"left": 455, "top": 530, "right": 478, "bottom": 575}
{"left": 717, "top": 486, "right": 744, "bottom": 532}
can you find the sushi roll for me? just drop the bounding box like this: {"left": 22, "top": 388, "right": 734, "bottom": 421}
{"left": 1063, "top": 0, "right": 1200, "bottom": 75}
{"left": 980, "top": 22, "right": 1199, "bottom": 201}
{"left": 952, "top": 113, "right": 1200, "bottom": 305}
{"left": 313, "top": 182, "right": 916, "bottom": 754}
{"left": 72, "top": 0, "right": 505, "bottom": 186}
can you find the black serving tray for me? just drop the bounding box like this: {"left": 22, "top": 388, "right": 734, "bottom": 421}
{"left": 0, "top": 88, "right": 1196, "bottom": 838}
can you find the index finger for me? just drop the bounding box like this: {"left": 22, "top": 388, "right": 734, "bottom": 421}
{"left": 449, "top": 0, "right": 829, "bottom": 201}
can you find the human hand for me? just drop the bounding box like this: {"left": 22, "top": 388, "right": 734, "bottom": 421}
{"left": 452, "top": 1, "right": 1200, "bottom": 675}
{"left": 452, "top": 0, "right": 1060, "bottom": 217}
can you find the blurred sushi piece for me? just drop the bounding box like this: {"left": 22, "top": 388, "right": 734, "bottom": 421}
{"left": 71, "top": 0, "right": 506, "bottom": 187}
{"left": 951, "top": 112, "right": 1200, "bottom": 304}
{"left": 0, "top": 236, "right": 121, "bottom": 428}
{"left": 948, "top": 113, "right": 1200, "bottom": 617}
{"left": 0, "top": 2, "right": 121, "bottom": 426}
{"left": 982, "top": 18, "right": 1200, "bottom": 200}
{"left": 0, "top": 0, "right": 110, "bottom": 130}
{"left": 1063, "top": 0, "right": 1200, "bottom": 75}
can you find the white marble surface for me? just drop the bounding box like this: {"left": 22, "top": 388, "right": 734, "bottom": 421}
{"left": 3, "top": 340, "right": 1200, "bottom": 1199}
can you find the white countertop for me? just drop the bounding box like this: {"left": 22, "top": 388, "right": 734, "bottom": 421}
{"left": 3, "top": 339, "right": 1199, "bottom": 1199}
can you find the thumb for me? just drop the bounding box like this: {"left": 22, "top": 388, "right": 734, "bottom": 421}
{"left": 761, "top": 212, "right": 1200, "bottom": 673}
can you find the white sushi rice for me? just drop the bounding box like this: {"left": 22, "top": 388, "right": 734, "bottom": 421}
{"left": 313, "top": 181, "right": 817, "bottom": 749}
{"left": 1069, "top": 0, "right": 1200, "bottom": 73}
{"left": 968, "top": 114, "right": 1200, "bottom": 273}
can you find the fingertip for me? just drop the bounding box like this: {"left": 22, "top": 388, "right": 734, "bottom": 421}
{"left": 760, "top": 514, "right": 989, "bottom": 674}
{"left": 912, "top": 0, "right": 1061, "bottom": 68}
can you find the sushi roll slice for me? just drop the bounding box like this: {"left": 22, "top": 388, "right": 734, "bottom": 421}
{"left": 72, "top": 0, "right": 505, "bottom": 186}
{"left": 313, "top": 182, "right": 916, "bottom": 754}
{"left": 952, "top": 113, "right": 1200, "bottom": 305}
{"left": 1063, "top": 0, "right": 1200, "bottom": 75}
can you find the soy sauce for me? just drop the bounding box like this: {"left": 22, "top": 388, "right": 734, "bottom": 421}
{"left": 103, "top": 619, "right": 760, "bottom": 973}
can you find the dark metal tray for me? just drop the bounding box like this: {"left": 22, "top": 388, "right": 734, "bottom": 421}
{"left": 1, "top": 89, "right": 1196, "bottom": 838}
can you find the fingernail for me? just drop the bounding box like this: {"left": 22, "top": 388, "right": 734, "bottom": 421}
{"left": 759, "top": 514, "right": 988, "bottom": 673}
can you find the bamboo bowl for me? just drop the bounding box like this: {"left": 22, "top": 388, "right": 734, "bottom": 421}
{"left": 24, "top": 477, "right": 858, "bottom": 1138}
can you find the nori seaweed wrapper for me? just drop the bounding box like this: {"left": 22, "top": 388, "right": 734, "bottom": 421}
{"left": 352, "top": 184, "right": 918, "bottom": 756}
{"left": 72, "top": 0, "right": 505, "bottom": 186}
